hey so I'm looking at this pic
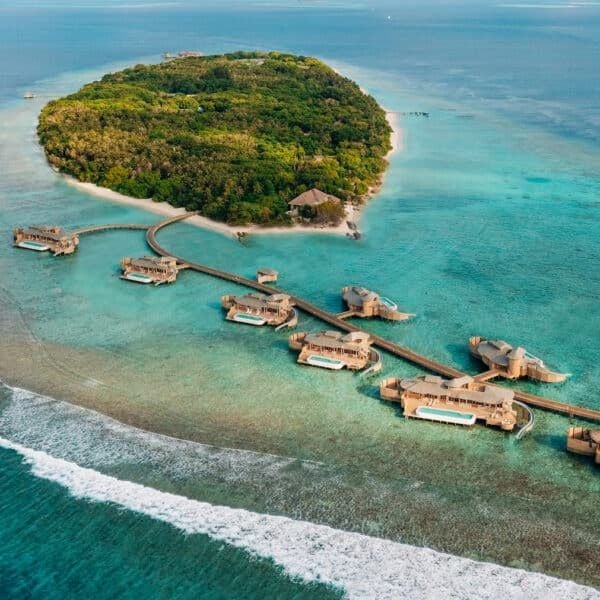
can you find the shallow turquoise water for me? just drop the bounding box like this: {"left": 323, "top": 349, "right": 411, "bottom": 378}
{"left": 0, "top": 0, "right": 599, "bottom": 595}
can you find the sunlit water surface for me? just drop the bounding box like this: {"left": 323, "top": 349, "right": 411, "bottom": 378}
{"left": 0, "top": 1, "right": 599, "bottom": 596}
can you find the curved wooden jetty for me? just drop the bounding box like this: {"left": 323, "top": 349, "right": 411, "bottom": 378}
{"left": 146, "top": 213, "right": 600, "bottom": 423}
{"left": 74, "top": 223, "right": 150, "bottom": 235}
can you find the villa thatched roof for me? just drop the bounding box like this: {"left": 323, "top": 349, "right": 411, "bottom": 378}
{"left": 233, "top": 292, "right": 293, "bottom": 310}
{"left": 288, "top": 188, "right": 341, "bottom": 207}
{"left": 124, "top": 256, "right": 177, "bottom": 270}
{"left": 343, "top": 286, "right": 379, "bottom": 306}
{"left": 399, "top": 376, "right": 513, "bottom": 405}
{"left": 476, "top": 339, "right": 527, "bottom": 367}
{"left": 304, "top": 330, "right": 371, "bottom": 351}
{"left": 21, "top": 225, "right": 73, "bottom": 241}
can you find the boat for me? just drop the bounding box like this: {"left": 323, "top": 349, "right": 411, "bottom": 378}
{"left": 415, "top": 406, "right": 477, "bottom": 426}
{"left": 124, "top": 272, "right": 154, "bottom": 284}
{"left": 17, "top": 240, "right": 50, "bottom": 251}
{"left": 23, "top": 91, "right": 35, "bottom": 99}
{"left": 306, "top": 355, "right": 346, "bottom": 370}
{"left": 232, "top": 312, "right": 267, "bottom": 326}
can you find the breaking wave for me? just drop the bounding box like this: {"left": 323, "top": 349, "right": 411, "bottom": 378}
{"left": 0, "top": 428, "right": 597, "bottom": 599}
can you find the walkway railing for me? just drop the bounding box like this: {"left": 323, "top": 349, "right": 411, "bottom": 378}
{"left": 73, "top": 223, "right": 150, "bottom": 235}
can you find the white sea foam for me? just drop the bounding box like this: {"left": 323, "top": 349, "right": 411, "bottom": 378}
{"left": 0, "top": 383, "right": 329, "bottom": 478}
{"left": 1, "top": 434, "right": 597, "bottom": 599}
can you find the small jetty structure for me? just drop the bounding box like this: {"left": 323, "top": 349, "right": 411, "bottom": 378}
{"left": 289, "top": 330, "right": 381, "bottom": 373}
{"left": 380, "top": 375, "right": 517, "bottom": 431}
{"left": 470, "top": 336, "right": 568, "bottom": 383}
{"left": 256, "top": 267, "right": 278, "bottom": 285}
{"left": 566, "top": 427, "right": 600, "bottom": 465}
{"left": 120, "top": 256, "right": 180, "bottom": 285}
{"left": 340, "top": 286, "right": 414, "bottom": 321}
{"left": 13, "top": 225, "right": 79, "bottom": 255}
{"left": 221, "top": 292, "right": 297, "bottom": 329}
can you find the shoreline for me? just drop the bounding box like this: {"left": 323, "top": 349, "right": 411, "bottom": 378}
{"left": 62, "top": 110, "right": 402, "bottom": 240}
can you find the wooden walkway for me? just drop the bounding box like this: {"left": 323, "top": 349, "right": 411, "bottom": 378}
{"left": 474, "top": 368, "right": 503, "bottom": 382}
{"left": 146, "top": 213, "right": 600, "bottom": 423}
{"left": 74, "top": 223, "right": 150, "bottom": 236}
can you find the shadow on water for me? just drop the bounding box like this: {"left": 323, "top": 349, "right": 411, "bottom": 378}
{"left": 444, "top": 341, "right": 475, "bottom": 371}
{"left": 534, "top": 432, "right": 568, "bottom": 454}
{"left": 207, "top": 299, "right": 223, "bottom": 312}
{"left": 535, "top": 433, "right": 600, "bottom": 473}
{"left": 357, "top": 380, "right": 405, "bottom": 419}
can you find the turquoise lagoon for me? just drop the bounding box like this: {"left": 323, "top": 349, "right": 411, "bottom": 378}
{"left": 0, "top": 1, "right": 599, "bottom": 596}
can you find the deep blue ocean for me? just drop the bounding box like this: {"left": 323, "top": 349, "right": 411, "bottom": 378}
{"left": 0, "top": 1, "right": 599, "bottom": 598}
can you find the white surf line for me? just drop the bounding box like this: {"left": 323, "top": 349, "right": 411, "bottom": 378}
{"left": 1, "top": 383, "right": 329, "bottom": 469}
{"left": 1, "top": 436, "right": 597, "bottom": 600}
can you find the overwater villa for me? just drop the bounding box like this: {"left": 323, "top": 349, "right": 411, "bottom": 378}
{"left": 469, "top": 336, "right": 568, "bottom": 383}
{"left": 222, "top": 292, "right": 297, "bottom": 328}
{"left": 120, "top": 256, "right": 179, "bottom": 285}
{"left": 289, "top": 330, "right": 381, "bottom": 373}
{"left": 13, "top": 225, "right": 79, "bottom": 255}
{"left": 379, "top": 374, "right": 517, "bottom": 431}
{"left": 566, "top": 427, "right": 600, "bottom": 465}
{"left": 340, "top": 286, "right": 414, "bottom": 321}
{"left": 256, "top": 267, "right": 278, "bottom": 284}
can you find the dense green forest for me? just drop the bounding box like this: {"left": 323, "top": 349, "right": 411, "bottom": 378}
{"left": 38, "top": 52, "right": 391, "bottom": 225}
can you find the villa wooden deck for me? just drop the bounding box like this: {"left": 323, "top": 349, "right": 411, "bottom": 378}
{"left": 145, "top": 213, "right": 600, "bottom": 424}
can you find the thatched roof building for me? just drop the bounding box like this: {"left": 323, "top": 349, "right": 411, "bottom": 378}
{"left": 289, "top": 329, "right": 378, "bottom": 371}
{"left": 221, "top": 292, "right": 297, "bottom": 328}
{"left": 288, "top": 188, "right": 341, "bottom": 209}
{"left": 469, "top": 336, "right": 568, "bottom": 383}
{"left": 120, "top": 255, "right": 179, "bottom": 285}
{"left": 256, "top": 267, "right": 278, "bottom": 284}
{"left": 13, "top": 225, "right": 79, "bottom": 255}
{"left": 341, "top": 286, "right": 414, "bottom": 321}
{"left": 380, "top": 374, "right": 517, "bottom": 431}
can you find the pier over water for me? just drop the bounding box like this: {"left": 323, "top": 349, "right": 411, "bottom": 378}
{"left": 145, "top": 214, "right": 600, "bottom": 424}
{"left": 73, "top": 223, "right": 151, "bottom": 236}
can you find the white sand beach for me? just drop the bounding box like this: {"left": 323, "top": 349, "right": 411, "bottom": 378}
{"left": 63, "top": 110, "right": 402, "bottom": 240}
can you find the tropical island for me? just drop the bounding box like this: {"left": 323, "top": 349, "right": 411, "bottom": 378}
{"left": 38, "top": 51, "right": 393, "bottom": 228}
